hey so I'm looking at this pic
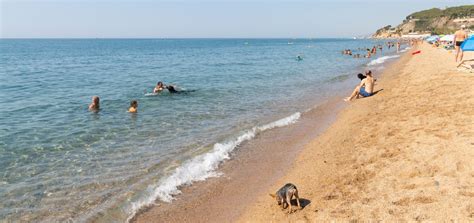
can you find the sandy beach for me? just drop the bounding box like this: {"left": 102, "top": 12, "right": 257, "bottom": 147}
{"left": 3, "top": 2, "right": 474, "bottom": 222}
{"left": 238, "top": 43, "right": 474, "bottom": 221}
{"left": 133, "top": 43, "right": 473, "bottom": 222}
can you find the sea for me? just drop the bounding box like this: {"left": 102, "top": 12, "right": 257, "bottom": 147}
{"left": 0, "top": 38, "right": 406, "bottom": 222}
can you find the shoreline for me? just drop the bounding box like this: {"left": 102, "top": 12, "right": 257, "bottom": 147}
{"left": 131, "top": 47, "right": 409, "bottom": 222}
{"left": 131, "top": 95, "right": 348, "bottom": 222}
{"left": 239, "top": 43, "right": 474, "bottom": 221}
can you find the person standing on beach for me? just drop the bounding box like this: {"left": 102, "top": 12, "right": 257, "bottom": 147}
{"left": 344, "top": 71, "right": 375, "bottom": 102}
{"left": 88, "top": 96, "right": 100, "bottom": 111}
{"left": 454, "top": 25, "right": 468, "bottom": 62}
{"left": 397, "top": 42, "right": 401, "bottom": 53}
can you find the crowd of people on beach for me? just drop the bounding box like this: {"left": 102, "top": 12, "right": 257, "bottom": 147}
{"left": 88, "top": 81, "right": 179, "bottom": 113}
{"left": 342, "top": 25, "right": 471, "bottom": 103}
{"left": 421, "top": 24, "right": 469, "bottom": 64}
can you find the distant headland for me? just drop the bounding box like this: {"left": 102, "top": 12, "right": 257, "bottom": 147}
{"left": 373, "top": 5, "right": 474, "bottom": 38}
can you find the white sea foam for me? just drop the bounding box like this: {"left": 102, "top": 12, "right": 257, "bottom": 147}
{"left": 367, "top": 55, "right": 400, "bottom": 66}
{"left": 125, "top": 112, "right": 301, "bottom": 222}
{"left": 399, "top": 46, "right": 411, "bottom": 53}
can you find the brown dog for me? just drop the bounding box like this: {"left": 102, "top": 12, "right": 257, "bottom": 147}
{"left": 269, "top": 183, "right": 301, "bottom": 213}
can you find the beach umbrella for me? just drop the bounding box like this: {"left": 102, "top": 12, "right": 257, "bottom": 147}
{"left": 440, "top": 35, "right": 454, "bottom": 42}
{"left": 426, "top": 35, "right": 439, "bottom": 43}
{"left": 461, "top": 36, "right": 474, "bottom": 51}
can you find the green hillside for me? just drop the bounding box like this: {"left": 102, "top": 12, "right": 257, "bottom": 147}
{"left": 373, "top": 5, "right": 474, "bottom": 37}
{"left": 408, "top": 5, "right": 474, "bottom": 20}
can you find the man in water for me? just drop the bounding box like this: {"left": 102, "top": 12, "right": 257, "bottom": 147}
{"left": 88, "top": 96, "right": 100, "bottom": 111}
{"left": 344, "top": 70, "right": 375, "bottom": 102}
{"left": 454, "top": 25, "right": 468, "bottom": 62}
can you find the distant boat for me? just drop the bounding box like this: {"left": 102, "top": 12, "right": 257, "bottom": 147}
{"left": 288, "top": 42, "right": 294, "bottom": 45}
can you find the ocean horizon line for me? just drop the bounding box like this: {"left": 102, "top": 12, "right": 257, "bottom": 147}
{"left": 0, "top": 37, "right": 367, "bottom": 40}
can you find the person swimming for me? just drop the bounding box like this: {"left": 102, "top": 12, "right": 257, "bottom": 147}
{"left": 153, "top": 81, "right": 165, "bottom": 93}
{"left": 152, "top": 81, "right": 181, "bottom": 94}
{"left": 128, "top": 100, "right": 138, "bottom": 113}
{"left": 88, "top": 96, "right": 100, "bottom": 111}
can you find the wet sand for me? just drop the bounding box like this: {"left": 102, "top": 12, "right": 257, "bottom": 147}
{"left": 132, "top": 96, "right": 347, "bottom": 222}
{"left": 238, "top": 44, "right": 474, "bottom": 221}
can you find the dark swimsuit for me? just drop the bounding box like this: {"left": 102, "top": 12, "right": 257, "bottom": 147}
{"left": 456, "top": 41, "right": 464, "bottom": 47}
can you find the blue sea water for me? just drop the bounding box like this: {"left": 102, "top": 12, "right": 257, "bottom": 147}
{"left": 0, "top": 38, "right": 404, "bottom": 222}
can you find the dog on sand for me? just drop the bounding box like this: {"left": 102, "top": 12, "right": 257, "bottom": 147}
{"left": 269, "top": 183, "right": 301, "bottom": 213}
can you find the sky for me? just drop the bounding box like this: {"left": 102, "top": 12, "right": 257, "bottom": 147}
{"left": 0, "top": 0, "right": 472, "bottom": 38}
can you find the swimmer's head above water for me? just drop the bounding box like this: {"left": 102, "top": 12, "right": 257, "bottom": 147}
{"left": 154, "top": 81, "right": 165, "bottom": 93}
{"left": 128, "top": 100, "right": 138, "bottom": 113}
{"left": 89, "top": 96, "right": 100, "bottom": 111}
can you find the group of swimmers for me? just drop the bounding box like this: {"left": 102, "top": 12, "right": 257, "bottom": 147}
{"left": 342, "top": 41, "right": 403, "bottom": 58}
{"left": 88, "top": 81, "right": 178, "bottom": 113}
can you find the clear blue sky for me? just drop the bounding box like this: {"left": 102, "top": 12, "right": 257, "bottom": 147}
{"left": 1, "top": 0, "right": 472, "bottom": 38}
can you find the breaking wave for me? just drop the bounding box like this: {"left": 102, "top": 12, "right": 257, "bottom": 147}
{"left": 367, "top": 55, "right": 400, "bottom": 66}
{"left": 125, "top": 112, "right": 301, "bottom": 222}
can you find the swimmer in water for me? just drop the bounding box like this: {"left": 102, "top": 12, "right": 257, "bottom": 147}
{"left": 128, "top": 100, "right": 138, "bottom": 113}
{"left": 153, "top": 81, "right": 165, "bottom": 93}
{"left": 88, "top": 96, "right": 100, "bottom": 111}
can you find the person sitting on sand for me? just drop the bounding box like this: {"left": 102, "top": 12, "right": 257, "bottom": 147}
{"left": 153, "top": 81, "right": 165, "bottom": 93}
{"left": 128, "top": 100, "right": 138, "bottom": 113}
{"left": 345, "top": 71, "right": 375, "bottom": 102}
{"left": 88, "top": 96, "right": 100, "bottom": 111}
